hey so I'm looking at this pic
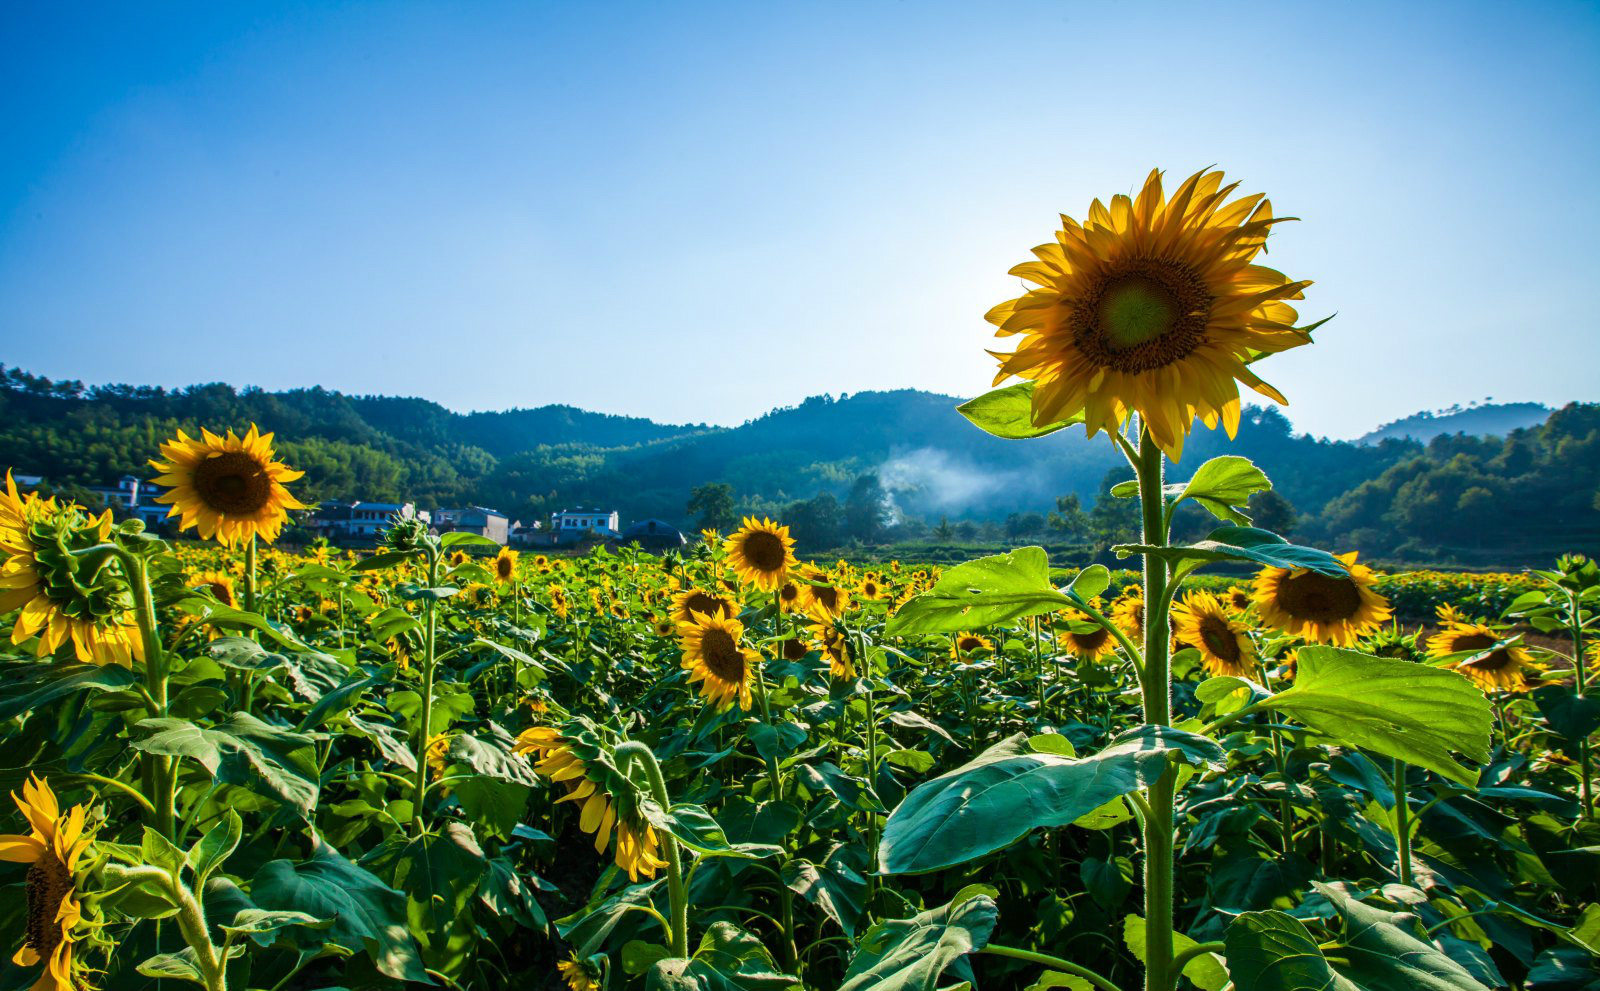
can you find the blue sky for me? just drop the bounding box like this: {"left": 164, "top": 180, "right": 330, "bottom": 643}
{"left": 2, "top": 1, "right": 1596, "bottom": 438}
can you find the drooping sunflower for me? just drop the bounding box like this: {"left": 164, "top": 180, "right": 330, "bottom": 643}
{"left": 986, "top": 167, "right": 1314, "bottom": 459}
{"left": 723, "top": 517, "right": 797, "bottom": 592}
{"left": 669, "top": 587, "right": 735, "bottom": 626}
{"left": 678, "top": 611, "right": 760, "bottom": 710}
{"left": 1059, "top": 610, "right": 1117, "bottom": 660}
{"left": 492, "top": 547, "right": 519, "bottom": 586}
{"left": 0, "top": 472, "right": 144, "bottom": 667}
{"left": 558, "top": 952, "right": 601, "bottom": 991}
{"left": 547, "top": 584, "right": 569, "bottom": 619}
{"left": 1428, "top": 623, "right": 1538, "bottom": 692}
{"left": 1253, "top": 552, "right": 1392, "bottom": 646}
{"left": 810, "top": 621, "right": 855, "bottom": 680}
{"left": 514, "top": 727, "right": 668, "bottom": 882}
{"left": 1171, "top": 590, "right": 1256, "bottom": 677}
{"left": 0, "top": 775, "right": 94, "bottom": 991}
{"left": 149, "top": 425, "right": 305, "bottom": 546}
{"left": 1110, "top": 593, "right": 1144, "bottom": 642}
{"left": 187, "top": 570, "right": 238, "bottom": 608}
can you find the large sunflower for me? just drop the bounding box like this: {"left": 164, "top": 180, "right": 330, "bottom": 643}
{"left": 1171, "top": 590, "right": 1256, "bottom": 677}
{"left": 678, "top": 611, "right": 760, "bottom": 710}
{"left": 723, "top": 517, "right": 797, "bottom": 592}
{"left": 492, "top": 547, "right": 519, "bottom": 586}
{"left": 1428, "top": 623, "right": 1538, "bottom": 692}
{"left": 514, "top": 727, "right": 668, "bottom": 882}
{"left": 0, "top": 472, "right": 143, "bottom": 667}
{"left": 149, "top": 425, "right": 305, "bottom": 545}
{"left": 0, "top": 776, "right": 93, "bottom": 991}
{"left": 669, "top": 587, "right": 735, "bottom": 626}
{"left": 1110, "top": 593, "right": 1144, "bottom": 642}
{"left": 1253, "top": 552, "right": 1391, "bottom": 646}
{"left": 986, "top": 168, "right": 1313, "bottom": 459}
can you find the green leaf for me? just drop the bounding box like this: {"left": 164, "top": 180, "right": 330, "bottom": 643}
{"left": 1534, "top": 686, "right": 1600, "bottom": 744}
{"left": 136, "top": 948, "right": 210, "bottom": 984}
{"left": 1224, "top": 911, "right": 1357, "bottom": 991}
{"left": 131, "top": 712, "right": 322, "bottom": 817}
{"left": 797, "top": 763, "right": 884, "bottom": 813}
{"left": 879, "top": 733, "right": 1175, "bottom": 874}
{"left": 187, "top": 809, "right": 242, "bottom": 885}
{"left": 1117, "top": 526, "right": 1347, "bottom": 577}
{"left": 1258, "top": 647, "right": 1492, "bottom": 787}
{"left": 219, "top": 908, "right": 327, "bottom": 938}
{"left": 645, "top": 921, "right": 801, "bottom": 990}
{"left": 207, "top": 637, "right": 347, "bottom": 702}
{"left": 141, "top": 826, "right": 187, "bottom": 877}
{"left": 783, "top": 846, "right": 867, "bottom": 937}
{"left": 441, "top": 532, "right": 500, "bottom": 548}
{"left": 1123, "top": 915, "right": 1227, "bottom": 991}
{"left": 1316, "top": 881, "right": 1490, "bottom": 990}
{"left": 839, "top": 889, "right": 997, "bottom": 991}
{"left": 1174, "top": 456, "right": 1272, "bottom": 525}
{"left": 445, "top": 724, "right": 539, "bottom": 786}
{"left": 0, "top": 662, "right": 137, "bottom": 721}
{"left": 354, "top": 551, "right": 415, "bottom": 571}
{"left": 251, "top": 835, "right": 427, "bottom": 984}
{"left": 1067, "top": 564, "right": 1110, "bottom": 601}
{"left": 886, "top": 547, "right": 1073, "bottom": 636}
{"left": 956, "top": 381, "right": 1082, "bottom": 440}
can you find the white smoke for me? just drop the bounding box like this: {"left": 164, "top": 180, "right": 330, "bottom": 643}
{"left": 877, "top": 447, "right": 1033, "bottom": 520}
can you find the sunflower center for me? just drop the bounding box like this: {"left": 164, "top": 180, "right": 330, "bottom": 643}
{"left": 811, "top": 586, "right": 839, "bottom": 612}
{"left": 497, "top": 559, "right": 514, "bottom": 580}
{"left": 782, "top": 638, "right": 808, "bottom": 660}
{"left": 206, "top": 581, "right": 235, "bottom": 607}
{"left": 1071, "top": 628, "right": 1110, "bottom": 652}
{"left": 1275, "top": 571, "right": 1362, "bottom": 623}
{"left": 958, "top": 637, "right": 982, "bottom": 652}
{"left": 1198, "top": 615, "right": 1242, "bottom": 664}
{"left": 700, "top": 628, "right": 748, "bottom": 683}
{"left": 26, "top": 855, "right": 72, "bottom": 959}
{"left": 192, "top": 452, "right": 273, "bottom": 515}
{"left": 684, "top": 592, "right": 725, "bottom": 618}
{"left": 1074, "top": 260, "right": 1212, "bottom": 373}
{"left": 742, "top": 532, "right": 787, "bottom": 573}
{"left": 1452, "top": 633, "right": 1513, "bottom": 670}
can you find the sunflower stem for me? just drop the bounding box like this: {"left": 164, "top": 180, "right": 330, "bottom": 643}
{"left": 412, "top": 546, "right": 440, "bottom": 838}
{"left": 613, "top": 741, "right": 689, "bottom": 958}
{"left": 1568, "top": 589, "right": 1594, "bottom": 821}
{"left": 1392, "top": 757, "right": 1414, "bottom": 887}
{"left": 1132, "top": 424, "right": 1177, "bottom": 991}
{"left": 115, "top": 547, "right": 177, "bottom": 841}
{"left": 756, "top": 592, "right": 801, "bottom": 974}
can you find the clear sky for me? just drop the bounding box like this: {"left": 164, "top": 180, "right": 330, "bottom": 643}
{"left": 2, "top": 1, "right": 1596, "bottom": 439}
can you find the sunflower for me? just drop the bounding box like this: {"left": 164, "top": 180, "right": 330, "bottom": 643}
{"left": 679, "top": 611, "right": 760, "bottom": 710}
{"left": 776, "top": 579, "right": 805, "bottom": 613}
{"left": 149, "top": 425, "right": 305, "bottom": 545}
{"left": 810, "top": 621, "right": 855, "bottom": 680}
{"left": 492, "top": 547, "right": 519, "bottom": 586}
{"left": 799, "top": 568, "right": 852, "bottom": 620}
{"left": 426, "top": 734, "right": 452, "bottom": 777}
{"left": 1253, "top": 552, "right": 1392, "bottom": 646}
{"left": 447, "top": 550, "right": 469, "bottom": 568}
{"left": 952, "top": 632, "right": 994, "bottom": 661}
{"left": 724, "top": 518, "right": 797, "bottom": 592}
{"left": 669, "top": 587, "right": 734, "bottom": 625}
{"left": 652, "top": 617, "right": 677, "bottom": 637}
{"left": 0, "top": 776, "right": 94, "bottom": 991}
{"left": 1110, "top": 593, "right": 1144, "bottom": 641}
{"left": 1171, "top": 590, "right": 1256, "bottom": 677}
{"left": 547, "top": 584, "right": 569, "bottom": 619}
{"left": 1060, "top": 610, "right": 1117, "bottom": 660}
{"left": 858, "top": 575, "right": 884, "bottom": 601}
{"left": 514, "top": 727, "right": 668, "bottom": 882}
{"left": 986, "top": 167, "right": 1314, "bottom": 459}
{"left": 1428, "top": 623, "right": 1538, "bottom": 692}
{"left": 558, "top": 952, "right": 601, "bottom": 991}
{"left": 0, "top": 472, "right": 144, "bottom": 667}
{"left": 1226, "top": 586, "right": 1253, "bottom": 614}
{"left": 188, "top": 570, "right": 238, "bottom": 608}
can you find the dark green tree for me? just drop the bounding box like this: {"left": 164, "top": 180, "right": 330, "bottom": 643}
{"left": 687, "top": 482, "right": 738, "bottom": 533}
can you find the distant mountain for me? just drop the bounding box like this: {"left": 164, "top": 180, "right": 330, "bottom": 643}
{"left": 1359, "top": 402, "right": 1551, "bottom": 445}
{"left": 2, "top": 363, "right": 1595, "bottom": 567}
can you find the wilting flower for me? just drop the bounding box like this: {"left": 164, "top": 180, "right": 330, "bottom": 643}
{"left": 0, "top": 776, "right": 94, "bottom": 991}
{"left": 986, "top": 167, "right": 1314, "bottom": 459}
{"left": 1253, "top": 552, "right": 1391, "bottom": 646}
{"left": 1171, "top": 590, "right": 1256, "bottom": 677}
{"left": 149, "top": 425, "right": 305, "bottom": 545}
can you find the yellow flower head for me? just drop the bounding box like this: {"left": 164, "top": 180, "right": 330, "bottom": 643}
{"left": 987, "top": 167, "right": 1314, "bottom": 460}
{"left": 1059, "top": 610, "right": 1117, "bottom": 661}
{"left": 0, "top": 472, "right": 144, "bottom": 667}
{"left": 0, "top": 776, "right": 94, "bottom": 991}
{"left": 492, "top": 547, "right": 519, "bottom": 586}
{"left": 670, "top": 587, "right": 735, "bottom": 626}
{"left": 723, "top": 517, "right": 796, "bottom": 592}
{"left": 1428, "top": 622, "right": 1539, "bottom": 692}
{"left": 558, "top": 952, "right": 601, "bottom": 991}
{"left": 1253, "top": 552, "right": 1391, "bottom": 646}
{"left": 952, "top": 631, "right": 994, "bottom": 661}
{"left": 1172, "top": 590, "right": 1257, "bottom": 677}
{"left": 149, "top": 425, "right": 305, "bottom": 545}
{"left": 188, "top": 570, "right": 238, "bottom": 609}
{"left": 678, "top": 610, "right": 760, "bottom": 710}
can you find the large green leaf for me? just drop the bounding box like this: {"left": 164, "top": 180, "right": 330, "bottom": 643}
{"left": 1534, "top": 686, "right": 1600, "bottom": 744}
{"left": 839, "top": 889, "right": 997, "bottom": 991}
{"left": 956, "top": 382, "right": 1082, "bottom": 440}
{"left": 444, "top": 723, "right": 539, "bottom": 786}
{"left": 1224, "top": 911, "right": 1357, "bottom": 991}
{"left": 886, "top": 547, "right": 1073, "bottom": 636}
{"left": 207, "top": 637, "right": 347, "bottom": 702}
{"left": 645, "top": 922, "right": 800, "bottom": 990}
{"left": 783, "top": 845, "right": 866, "bottom": 937}
{"left": 1173, "top": 456, "right": 1273, "bottom": 525}
{"left": 251, "top": 835, "right": 427, "bottom": 984}
{"left": 879, "top": 732, "right": 1175, "bottom": 874}
{"left": 1316, "top": 882, "right": 1490, "bottom": 991}
{"left": 131, "top": 713, "right": 321, "bottom": 817}
{"left": 0, "top": 662, "right": 137, "bottom": 721}
{"left": 1258, "top": 648, "right": 1492, "bottom": 787}
{"left": 1123, "top": 915, "right": 1227, "bottom": 991}
{"left": 1117, "top": 526, "right": 1347, "bottom": 577}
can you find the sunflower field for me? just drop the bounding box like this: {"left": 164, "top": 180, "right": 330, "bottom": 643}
{"left": 1, "top": 168, "right": 1597, "bottom": 991}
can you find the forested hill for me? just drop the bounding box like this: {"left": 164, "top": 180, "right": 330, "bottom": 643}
{"left": 1, "top": 363, "right": 1593, "bottom": 567}
{"left": 1359, "top": 401, "right": 1551, "bottom": 445}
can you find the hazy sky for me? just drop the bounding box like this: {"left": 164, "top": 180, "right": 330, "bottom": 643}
{"left": 2, "top": 1, "right": 1597, "bottom": 438}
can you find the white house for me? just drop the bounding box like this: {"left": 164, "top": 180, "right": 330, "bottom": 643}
{"left": 551, "top": 508, "right": 620, "bottom": 543}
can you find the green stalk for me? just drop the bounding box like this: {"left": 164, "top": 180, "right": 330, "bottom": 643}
{"left": 412, "top": 548, "right": 440, "bottom": 837}
{"left": 116, "top": 548, "right": 176, "bottom": 840}
{"left": 1570, "top": 590, "right": 1593, "bottom": 821}
{"left": 756, "top": 594, "right": 801, "bottom": 974}
{"left": 1132, "top": 424, "right": 1176, "bottom": 991}
{"left": 613, "top": 742, "right": 689, "bottom": 957}
{"left": 980, "top": 943, "right": 1125, "bottom": 991}
{"left": 1392, "top": 758, "right": 1413, "bottom": 887}
{"left": 110, "top": 864, "right": 227, "bottom": 991}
